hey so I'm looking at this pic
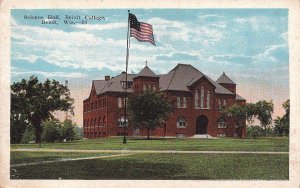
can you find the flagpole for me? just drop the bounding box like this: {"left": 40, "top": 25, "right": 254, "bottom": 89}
{"left": 123, "top": 10, "right": 130, "bottom": 144}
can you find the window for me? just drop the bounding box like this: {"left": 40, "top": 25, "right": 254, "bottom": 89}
{"left": 218, "top": 99, "right": 222, "bottom": 109}
{"left": 87, "top": 119, "right": 89, "bottom": 126}
{"left": 177, "top": 97, "right": 181, "bottom": 108}
{"left": 183, "top": 97, "right": 187, "bottom": 108}
{"left": 176, "top": 133, "right": 186, "bottom": 138}
{"left": 103, "top": 116, "right": 106, "bottom": 126}
{"left": 194, "top": 90, "right": 199, "bottom": 108}
{"left": 148, "top": 85, "right": 152, "bottom": 90}
{"left": 143, "top": 84, "right": 147, "bottom": 91}
{"left": 98, "top": 117, "right": 101, "bottom": 126}
{"left": 223, "top": 99, "right": 227, "bottom": 107}
{"left": 217, "top": 117, "right": 227, "bottom": 128}
{"left": 153, "top": 85, "right": 156, "bottom": 91}
{"left": 206, "top": 91, "right": 210, "bottom": 109}
{"left": 94, "top": 118, "right": 97, "bottom": 127}
{"left": 118, "top": 116, "right": 128, "bottom": 127}
{"left": 91, "top": 102, "right": 93, "bottom": 110}
{"left": 118, "top": 98, "right": 122, "bottom": 108}
{"left": 217, "top": 133, "right": 226, "bottom": 137}
{"left": 177, "top": 116, "right": 187, "bottom": 128}
{"left": 200, "top": 86, "right": 204, "bottom": 108}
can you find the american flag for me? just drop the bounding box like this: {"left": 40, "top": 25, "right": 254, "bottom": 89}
{"left": 129, "top": 13, "right": 155, "bottom": 46}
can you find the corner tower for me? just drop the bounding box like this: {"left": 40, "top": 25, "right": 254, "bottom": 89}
{"left": 216, "top": 72, "right": 236, "bottom": 94}
{"left": 133, "top": 64, "right": 159, "bottom": 94}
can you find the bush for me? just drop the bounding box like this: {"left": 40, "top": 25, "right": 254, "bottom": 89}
{"left": 60, "top": 119, "right": 77, "bottom": 141}
{"left": 21, "top": 127, "right": 35, "bottom": 144}
{"left": 247, "top": 125, "right": 264, "bottom": 138}
{"left": 42, "top": 119, "right": 61, "bottom": 143}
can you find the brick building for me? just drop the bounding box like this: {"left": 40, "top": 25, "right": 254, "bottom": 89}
{"left": 83, "top": 64, "right": 246, "bottom": 139}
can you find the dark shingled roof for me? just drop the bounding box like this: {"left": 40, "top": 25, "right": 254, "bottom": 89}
{"left": 216, "top": 72, "right": 236, "bottom": 85}
{"left": 93, "top": 73, "right": 136, "bottom": 95}
{"left": 89, "top": 64, "right": 245, "bottom": 100}
{"left": 133, "top": 66, "right": 158, "bottom": 78}
{"left": 159, "top": 64, "right": 233, "bottom": 95}
{"left": 236, "top": 93, "right": 246, "bottom": 101}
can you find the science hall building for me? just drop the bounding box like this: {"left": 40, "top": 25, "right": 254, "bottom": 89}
{"left": 83, "top": 63, "right": 246, "bottom": 139}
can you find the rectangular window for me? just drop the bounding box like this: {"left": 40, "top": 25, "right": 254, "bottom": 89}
{"left": 200, "top": 86, "right": 204, "bottom": 108}
{"left": 206, "top": 91, "right": 210, "bottom": 109}
{"left": 183, "top": 97, "right": 187, "bottom": 108}
{"left": 223, "top": 99, "right": 227, "bottom": 107}
{"left": 177, "top": 97, "right": 181, "bottom": 108}
{"left": 153, "top": 85, "right": 156, "bottom": 91}
{"left": 118, "top": 97, "right": 122, "bottom": 108}
{"left": 218, "top": 99, "right": 221, "bottom": 109}
{"left": 194, "top": 90, "right": 199, "bottom": 108}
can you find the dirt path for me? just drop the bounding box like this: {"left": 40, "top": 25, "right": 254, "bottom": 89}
{"left": 11, "top": 153, "right": 136, "bottom": 167}
{"left": 11, "top": 148, "right": 289, "bottom": 155}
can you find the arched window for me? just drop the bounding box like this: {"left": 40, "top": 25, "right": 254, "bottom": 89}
{"left": 194, "top": 90, "right": 199, "bottom": 108}
{"left": 118, "top": 116, "right": 128, "bottom": 127}
{"left": 183, "top": 97, "right": 187, "bottom": 108}
{"left": 177, "top": 116, "right": 187, "bottom": 128}
{"left": 217, "top": 117, "right": 227, "bottom": 128}
{"left": 177, "top": 97, "right": 181, "bottom": 108}
{"left": 200, "top": 86, "right": 204, "bottom": 108}
{"left": 206, "top": 91, "right": 210, "bottom": 109}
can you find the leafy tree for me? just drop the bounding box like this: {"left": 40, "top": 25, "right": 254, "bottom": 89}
{"left": 21, "top": 126, "right": 35, "bottom": 144}
{"left": 128, "top": 90, "right": 172, "bottom": 139}
{"left": 222, "top": 103, "right": 256, "bottom": 138}
{"left": 11, "top": 76, "right": 74, "bottom": 145}
{"left": 60, "top": 119, "right": 77, "bottom": 141}
{"left": 274, "top": 99, "right": 289, "bottom": 136}
{"left": 42, "top": 119, "right": 61, "bottom": 143}
{"left": 247, "top": 125, "right": 264, "bottom": 138}
{"left": 255, "top": 100, "right": 274, "bottom": 136}
{"left": 10, "top": 114, "right": 28, "bottom": 144}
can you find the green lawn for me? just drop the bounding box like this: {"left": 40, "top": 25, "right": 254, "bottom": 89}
{"left": 11, "top": 151, "right": 115, "bottom": 165}
{"left": 11, "top": 137, "right": 289, "bottom": 152}
{"left": 10, "top": 152, "right": 288, "bottom": 180}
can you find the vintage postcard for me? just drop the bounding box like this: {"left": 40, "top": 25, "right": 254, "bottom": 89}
{"left": 0, "top": 0, "right": 300, "bottom": 188}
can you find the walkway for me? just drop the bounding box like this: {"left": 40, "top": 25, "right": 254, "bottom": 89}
{"left": 11, "top": 148, "right": 289, "bottom": 155}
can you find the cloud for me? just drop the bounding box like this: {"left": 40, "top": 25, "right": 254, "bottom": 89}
{"left": 155, "top": 52, "right": 199, "bottom": 61}
{"left": 73, "top": 22, "right": 127, "bottom": 31}
{"left": 254, "top": 44, "right": 288, "bottom": 63}
{"left": 11, "top": 70, "right": 86, "bottom": 78}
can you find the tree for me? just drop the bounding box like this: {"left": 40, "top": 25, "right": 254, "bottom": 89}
{"left": 255, "top": 100, "right": 274, "bottom": 136}
{"left": 274, "top": 99, "right": 289, "bottom": 136}
{"left": 60, "top": 119, "right": 77, "bottom": 141}
{"left": 222, "top": 103, "right": 256, "bottom": 138}
{"left": 128, "top": 90, "right": 172, "bottom": 139}
{"left": 11, "top": 76, "right": 74, "bottom": 145}
{"left": 247, "top": 125, "right": 264, "bottom": 138}
{"left": 10, "top": 115, "right": 28, "bottom": 144}
{"left": 42, "top": 119, "right": 61, "bottom": 143}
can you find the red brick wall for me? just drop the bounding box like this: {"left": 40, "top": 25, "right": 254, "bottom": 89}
{"left": 83, "top": 76, "right": 247, "bottom": 138}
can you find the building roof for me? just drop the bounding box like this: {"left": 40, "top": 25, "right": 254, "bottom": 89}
{"left": 88, "top": 64, "right": 245, "bottom": 100}
{"left": 160, "top": 64, "right": 233, "bottom": 95}
{"left": 236, "top": 93, "right": 246, "bottom": 101}
{"left": 216, "top": 72, "right": 236, "bottom": 85}
{"left": 133, "top": 66, "right": 158, "bottom": 78}
{"left": 92, "top": 73, "right": 136, "bottom": 96}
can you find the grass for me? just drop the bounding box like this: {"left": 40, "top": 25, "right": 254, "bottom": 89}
{"left": 10, "top": 152, "right": 289, "bottom": 180}
{"left": 11, "top": 136, "right": 289, "bottom": 152}
{"left": 10, "top": 151, "right": 115, "bottom": 165}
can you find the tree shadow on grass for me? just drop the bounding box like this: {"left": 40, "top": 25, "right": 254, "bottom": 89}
{"left": 10, "top": 157, "right": 209, "bottom": 180}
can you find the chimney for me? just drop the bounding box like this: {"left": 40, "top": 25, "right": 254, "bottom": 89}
{"left": 105, "top": 76, "right": 110, "bottom": 81}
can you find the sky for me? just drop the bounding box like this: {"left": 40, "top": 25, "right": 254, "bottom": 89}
{"left": 11, "top": 9, "right": 289, "bottom": 126}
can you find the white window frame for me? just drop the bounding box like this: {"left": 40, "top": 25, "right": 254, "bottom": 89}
{"left": 200, "top": 86, "right": 204, "bottom": 108}
{"left": 194, "top": 90, "right": 199, "bottom": 108}
{"left": 217, "top": 117, "right": 227, "bottom": 128}
{"left": 183, "top": 97, "right": 187, "bottom": 108}
{"left": 177, "top": 116, "right": 187, "bottom": 128}
{"left": 177, "top": 97, "right": 181, "bottom": 108}
{"left": 206, "top": 91, "right": 210, "bottom": 109}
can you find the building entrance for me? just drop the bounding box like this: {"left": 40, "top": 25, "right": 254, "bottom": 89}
{"left": 196, "top": 115, "right": 208, "bottom": 134}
